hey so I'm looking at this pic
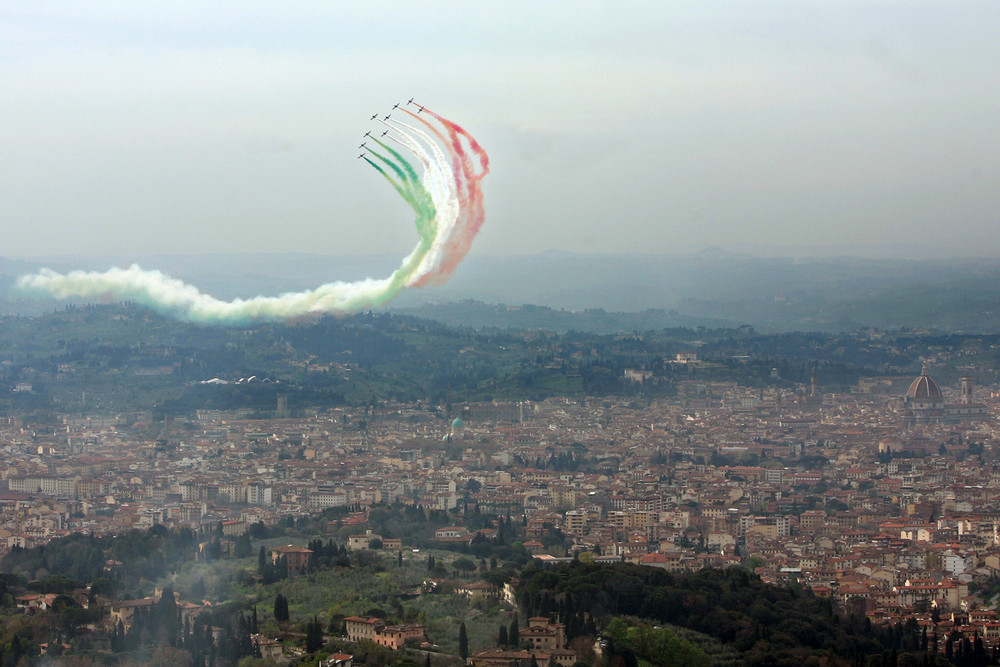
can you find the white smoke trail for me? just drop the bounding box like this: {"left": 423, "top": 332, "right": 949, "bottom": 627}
{"left": 15, "top": 108, "right": 483, "bottom": 325}
{"left": 385, "top": 118, "right": 460, "bottom": 283}
{"left": 16, "top": 265, "right": 405, "bottom": 324}
{"left": 370, "top": 126, "right": 450, "bottom": 287}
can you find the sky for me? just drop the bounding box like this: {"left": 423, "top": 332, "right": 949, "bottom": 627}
{"left": 2, "top": 1, "right": 1000, "bottom": 261}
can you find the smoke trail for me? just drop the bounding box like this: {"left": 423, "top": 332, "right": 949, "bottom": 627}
{"left": 15, "top": 105, "right": 489, "bottom": 325}
{"left": 403, "top": 105, "right": 489, "bottom": 286}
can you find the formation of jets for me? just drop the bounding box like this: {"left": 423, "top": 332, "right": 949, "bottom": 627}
{"left": 358, "top": 100, "right": 423, "bottom": 158}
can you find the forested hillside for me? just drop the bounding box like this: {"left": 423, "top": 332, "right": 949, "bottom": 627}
{"left": 3, "top": 304, "right": 998, "bottom": 417}
{"left": 517, "top": 561, "right": 949, "bottom": 667}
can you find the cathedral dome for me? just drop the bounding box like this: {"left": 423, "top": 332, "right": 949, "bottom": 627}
{"left": 906, "top": 366, "right": 943, "bottom": 400}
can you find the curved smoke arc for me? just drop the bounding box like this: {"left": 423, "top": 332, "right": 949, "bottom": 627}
{"left": 16, "top": 105, "right": 489, "bottom": 325}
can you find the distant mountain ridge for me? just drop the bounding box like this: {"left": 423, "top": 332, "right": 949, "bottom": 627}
{"left": 4, "top": 252, "right": 1000, "bottom": 332}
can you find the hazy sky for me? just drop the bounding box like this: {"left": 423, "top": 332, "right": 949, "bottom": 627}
{"left": 3, "top": 1, "right": 999, "bottom": 260}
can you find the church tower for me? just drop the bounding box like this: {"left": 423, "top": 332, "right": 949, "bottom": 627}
{"left": 961, "top": 377, "right": 974, "bottom": 404}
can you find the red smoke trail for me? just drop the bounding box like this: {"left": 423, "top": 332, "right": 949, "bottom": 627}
{"left": 406, "top": 106, "right": 489, "bottom": 286}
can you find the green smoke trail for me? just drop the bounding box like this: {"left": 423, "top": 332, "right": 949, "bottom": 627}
{"left": 364, "top": 154, "right": 411, "bottom": 201}
{"left": 367, "top": 136, "right": 437, "bottom": 247}
{"left": 357, "top": 139, "right": 438, "bottom": 301}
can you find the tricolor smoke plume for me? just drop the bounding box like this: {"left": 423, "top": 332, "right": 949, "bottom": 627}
{"left": 16, "top": 104, "right": 489, "bottom": 325}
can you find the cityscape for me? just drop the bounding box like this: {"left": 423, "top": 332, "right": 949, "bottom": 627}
{"left": 2, "top": 305, "right": 1000, "bottom": 665}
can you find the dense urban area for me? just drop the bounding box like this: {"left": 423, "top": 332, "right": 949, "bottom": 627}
{"left": 3, "top": 304, "right": 1000, "bottom": 666}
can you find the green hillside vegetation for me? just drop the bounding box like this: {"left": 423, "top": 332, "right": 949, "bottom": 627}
{"left": 516, "top": 561, "right": 927, "bottom": 667}
{"left": 236, "top": 548, "right": 513, "bottom": 657}
{"left": 602, "top": 617, "right": 713, "bottom": 667}
{"left": 4, "top": 304, "right": 999, "bottom": 418}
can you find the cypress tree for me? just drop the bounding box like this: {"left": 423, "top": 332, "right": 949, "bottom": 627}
{"left": 156, "top": 585, "right": 179, "bottom": 646}
{"left": 459, "top": 622, "right": 468, "bottom": 661}
{"left": 8, "top": 634, "right": 23, "bottom": 666}
{"left": 274, "top": 593, "right": 289, "bottom": 622}
{"left": 191, "top": 577, "right": 206, "bottom": 599}
{"left": 509, "top": 617, "right": 519, "bottom": 648}
{"left": 203, "top": 623, "right": 215, "bottom": 665}
{"left": 235, "top": 531, "right": 252, "bottom": 558}
{"left": 306, "top": 615, "right": 324, "bottom": 652}
{"left": 112, "top": 620, "right": 125, "bottom": 652}
{"left": 238, "top": 614, "right": 254, "bottom": 657}
{"left": 127, "top": 615, "right": 144, "bottom": 650}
